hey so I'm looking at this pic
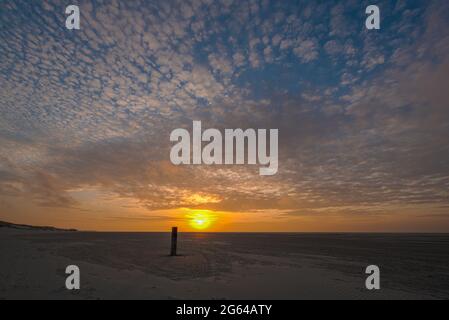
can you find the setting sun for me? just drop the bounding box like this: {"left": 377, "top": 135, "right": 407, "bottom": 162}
{"left": 188, "top": 211, "right": 214, "bottom": 230}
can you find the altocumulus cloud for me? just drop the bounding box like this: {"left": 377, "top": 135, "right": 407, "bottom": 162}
{"left": 0, "top": 0, "right": 448, "bottom": 223}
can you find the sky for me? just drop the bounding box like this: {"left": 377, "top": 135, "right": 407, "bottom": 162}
{"left": 0, "top": 0, "right": 448, "bottom": 232}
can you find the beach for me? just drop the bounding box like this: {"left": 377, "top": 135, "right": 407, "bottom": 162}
{"left": 1, "top": 228, "right": 448, "bottom": 300}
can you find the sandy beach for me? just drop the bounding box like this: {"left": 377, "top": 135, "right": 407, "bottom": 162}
{"left": 1, "top": 228, "right": 448, "bottom": 300}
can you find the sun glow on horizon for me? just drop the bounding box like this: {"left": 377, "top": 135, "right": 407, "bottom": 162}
{"left": 188, "top": 211, "right": 215, "bottom": 230}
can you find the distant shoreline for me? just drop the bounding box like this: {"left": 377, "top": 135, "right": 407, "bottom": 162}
{"left": 1, "top": 220, "right": 448, "bottom": 234}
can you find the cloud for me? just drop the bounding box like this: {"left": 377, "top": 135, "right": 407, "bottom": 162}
{"left": 293, "top": 39, "right": 319, "bottom": 63}
{"left": 0, "top": 0, "right": 448, "bottom": 227}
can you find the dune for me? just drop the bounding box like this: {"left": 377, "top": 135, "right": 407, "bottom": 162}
{"left": 0, "top": 220, "right": 77, "bottom": 232}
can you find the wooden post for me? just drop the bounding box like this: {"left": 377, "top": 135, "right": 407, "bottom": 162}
{"left": 170, "top": 227, "right": 178, "bottom": 256}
